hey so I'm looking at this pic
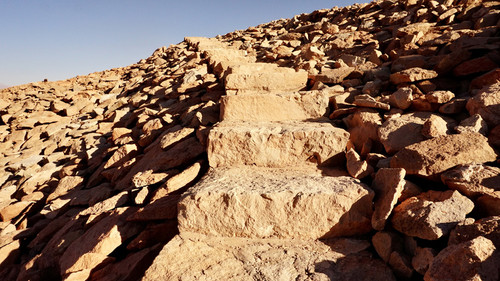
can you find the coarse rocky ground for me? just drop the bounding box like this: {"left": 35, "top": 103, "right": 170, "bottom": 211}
{"left": 1, "top": 0, "right": 500, "bottom": 280}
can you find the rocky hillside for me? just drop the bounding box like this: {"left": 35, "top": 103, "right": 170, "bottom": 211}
{"left": 0, "top": 0, "right": 499, "bottom": 280}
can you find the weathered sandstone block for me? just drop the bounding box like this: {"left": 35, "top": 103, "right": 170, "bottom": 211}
{"left": 178, "top": 168, "right": 374, "bottom": 239}
{"left": 220, "top": 90, "right": 328, "bottom": 121}
{"left": 390, "top": 132, "right": 497, "bottom": 177}
{"left": 143, "top": 233, "right": 396, "bottom": 281}
{"left": 208, "top": 121, "right": 350, "bottom": 168}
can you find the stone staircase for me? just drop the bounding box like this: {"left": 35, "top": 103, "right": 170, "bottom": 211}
{"left": 143, "top": 38, "right": 390, "bottom": 280}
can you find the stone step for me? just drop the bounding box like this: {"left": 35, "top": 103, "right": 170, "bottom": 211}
{"left": 178, "top": 167, "right": 374, "bottom": 239}
{"left": 220, "top": 90, "right": 329, "bottom": 121}
{"left": 142, "top": 232, "right": 396, "bottom": 281}
{"left": 225, "top": 63, "right": 308, "bottom": 93}
{"left": 207, "top": 120, "right": 350, "bottom": 168}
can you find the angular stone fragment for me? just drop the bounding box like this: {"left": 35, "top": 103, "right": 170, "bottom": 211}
{"left": 412, "top": 247, "right": 436, "bottom": 275}
{"left": 143, "top": 233, "right": 392, "bottom": 281}
{"left": 162, "top": 161, "right": 202, "bottom": 193}
{"left": 353, "top": 94, "right": 390, "bottom": 110}
{"left": 388, "top": 251, "right": 413, "bottom": 279}
{"left": 372, "top": 231, "right": 403, "bottom": 263}
{"left": 103, "top": 144, "right": 138, "bottom": 169}
{"left": 453, "top": 56, "right": 498, "bottom": 76}
{"left": 422, "top": 114, "right": 449, "bottom": 138}
{"left": 179, "top": 168, "right": 374, "bottom": 239}
{"left": 389, "top": 87, "right": 413, "bottom": 109}
{"left": 343, "top": 109, "right": 382, "bottom": 153}
{"left": 441, "top": 164, "right": 500, "bottom": 198}
{"left": 159, "top": 125, "right": 195, "bottom": 150}
{"left": 346, "top": 148, "right": 373, "bottom": 179}
{"left": 455, "top": 114, "right": 488, "bottom": 135}
{"left": 391, "top": 190, "right": 474, "bottom": 240}
{"left": 379, "top": 112, "right": 456, "bottom": 154}
{"left": 424, "top": 237, "right": 499, "bottom": 281}
{"left": 127, "top": 194, "right": 180, "bottom": 221}
{"left": 390, "top": 67, "right": 438, "bottom": 84}
{"left": 47, "top": 175, "right": 85, "bottom": 201}
{"left": 0, "top": 239, "right": 20, "bottom": 267}
{"left": 425, "top": 90, "right": 454, "bottom": 104}
{"left": 391, "top": 133, "right": 497, "bottom": 177}
{"left": 371, "top": 168, "right": 406, "bottom": 231}
{"left": 59, "top": 208, "right": 142, "bottom": 279}
{"left": 466, "top": 82, "right": 500, "bottom": 127}
{"left": 220, "top": 91, "right": 328, "bottom": 121}
{"left": 208, "top": 121, "right": 350, "bottom": 168}
{"left": 313, "top": 67, "right": 355, "bottom": 84}
{"left": 89, "top": 246, "right": 160, "bottom": 281}
{"left": 0, "top": 201, "right": 31, "bottom": 221}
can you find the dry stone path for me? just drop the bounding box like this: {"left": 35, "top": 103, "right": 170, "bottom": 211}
{"left": 143, "top": 37, "right": 395, "bottom": 280}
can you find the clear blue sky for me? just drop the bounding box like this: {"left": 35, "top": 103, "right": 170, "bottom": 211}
{"left": 0, "top": 0, "right": 367, "bottom": 87}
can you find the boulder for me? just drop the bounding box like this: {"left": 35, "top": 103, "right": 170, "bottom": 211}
{"left": 371, "top": 168, "right": 406, "bottom": 231}
{"left": 449, "top": 216, "right": 500, "bottom": 247}
{"left": 391, "top": 190, "right": 474, "bottom": 240}
{"left": 59, "top": 208, "right": 142, "bottom": 279}
{"left": 178, "top": 167, "right": 374, "bottom": 239}
{"left": 143, "top": 233, "right": 395, "bottom": 281}
{"left": 424, "top": 237, "right": 499, "bottom": 281}
{"left": 441, "top": 164, "right": 500, "bottom": 198}
{"left": 390, "top": 67, "right": 438, "bottom": 84}
{"left": 466, "top": 82, "right": 500, "bottom": 127}
{"left": 208, "top": 121, "right": 350, "bottom": 168}
{"left": 378, "top": 112, "right": 456, "bottom": 154}
{"left": 391, "top": 133, "right": 497, "bottom": 177}
{"left": 220, "top": 90, "right": 328, "bottom": 121}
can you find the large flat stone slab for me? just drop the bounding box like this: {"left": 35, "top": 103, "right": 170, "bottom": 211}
{"left": 225, "top": 63, "right": 308, "bottom": 92}
{"left": 220, "top": 90, "right": 328, "bottom": 121}
{"left": 142, "top": 233, "right": 396, "bottom": 281}
{"left": 390, "top": 132, "right": 497, "bottom": 177}
{"left": 208, "top": 121, "right": 350, "bottom": 168}
{"left": 178, "top": 167, "right": 374, "bottom": 239}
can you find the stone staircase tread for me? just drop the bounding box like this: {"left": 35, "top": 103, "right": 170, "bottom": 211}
{"left": 207, "top": 120, "right": 350, "bottom": 168}
{"left": 178, "top": 167, "right": 374, "bottom": 239}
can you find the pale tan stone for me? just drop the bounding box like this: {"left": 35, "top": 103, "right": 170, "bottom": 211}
{"left": 391, "top": 133, "right": 497, "bottom": 177}
{"left": 372, "top": 231, "right": 403, "bottom": 263}
{"left": 179, "top": 167, "right": 374, "bottom": 239}
{"left": 467, "top": 82, "right": 500, "bottom": 127}
{"left": 47, "top": 176, "right": 85, "bottom": 201}
{"left": 441, "top": 164, "right": 500, "bottom": 198}
{"left": 346, "top": 148, "right": 373, "bottom": 179}
{"left": 425, "top": 90, "right": 455, "bottom": 104}
{"left": 389, "top": 87, "right": 413, "bottom": 110}
{"left": 0, "top": 201, "right": 31, "bottom": 221}
{"left": 412, "top": 247, "right": 436, "bottom": 275}
{"left": 455, "top": 114, "right": 488, "bottom": 135}
{"left": 379, "top": 112, "right": 456, "bottom": 154}
{"left": 0, "top": 239, "right": 20, "bottom": 267}
{"left": 208, "top": 121, "right": 350, "bottom": 168}
{"left": 424, "top": 237, "right": 499, "bottom": 281}
{"left": 421, "top": 114, "right": 449, "bottom": 138}
{"left": 143, "top": 233, "right": 393, "bottom": 281}
{"left": 390, "top": 67, "right": 438, "bottom": 84}
{"left": 159, "top": 125, "right": 195, "bottom": 150}
{"left": 59, "top": 208, "right": 141, "bottom": 278}
{"left": 220, "top": 91, "right": 328, "bottom": 122}
{"left": 371, "top": 168, "right": 406, "bottom": 231}
{"left": 313, "top": 67, "right": 355, "bottom": 84}
{"left": 225, "top": 64, "right": 307, "bottom": 92}
{"left": 162, "top": 161, "right": 202, "bottom": 193}
{"left": 391, "top": 190, "right": 474, "bottom": 240}
{"left": 103, "top": 144, "right": 138, "bottom": 169}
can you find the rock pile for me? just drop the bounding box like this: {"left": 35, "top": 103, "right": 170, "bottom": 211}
{"left": 0, "top": 0, "right": 499, "bottom": 280}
